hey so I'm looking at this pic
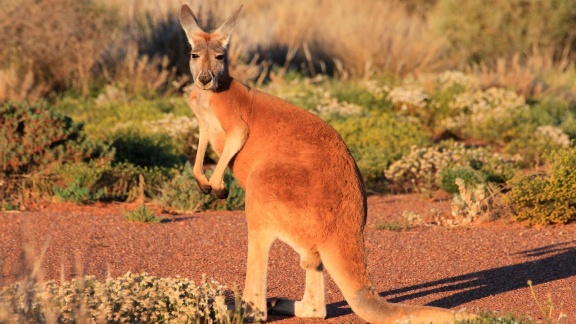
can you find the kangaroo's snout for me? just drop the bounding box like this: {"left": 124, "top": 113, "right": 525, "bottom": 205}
{"left": 197, "top": 71, "right": 213, "bottom": 86}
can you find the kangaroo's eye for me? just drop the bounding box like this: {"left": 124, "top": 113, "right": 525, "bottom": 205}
{"left": 215, "top": 54, "right": 225, "bottom": 61}
{"left": 191, "top": 53, "right": 200, "bottom": 59}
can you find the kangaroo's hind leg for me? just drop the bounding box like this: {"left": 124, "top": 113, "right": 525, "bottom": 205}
{"left": 269, "top": 250, "right": 327, "bottom": 319}
{"left": 241, "top": 215, "right": 276, "bottom": 321}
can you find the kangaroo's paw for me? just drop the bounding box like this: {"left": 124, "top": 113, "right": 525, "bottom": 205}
{"left": 214, "top": 187, "right": 229, "bottom": 199}
{"left": 198, "top": 183, "right": 212, "bottom": 194}
{"left": 194, "top": 175, "right": 212, "bottom": 194}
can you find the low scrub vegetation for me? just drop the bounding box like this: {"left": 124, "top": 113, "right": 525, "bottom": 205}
{"left": 0, "top": 1, "right": 575, "bottom": 221}
{"left": 505, "top": 148, "right": 576, "bottom": 225}
{"left": 0, "top": 273, "right": 232, "bottom": 323}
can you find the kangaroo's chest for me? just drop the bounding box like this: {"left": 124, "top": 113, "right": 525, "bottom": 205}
{"left": 194, "top": 96, "right": 226, "bottom": 155}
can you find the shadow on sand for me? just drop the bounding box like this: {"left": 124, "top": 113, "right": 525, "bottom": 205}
{"left": 324, "top": 241, "right": 576, "bottom": 318}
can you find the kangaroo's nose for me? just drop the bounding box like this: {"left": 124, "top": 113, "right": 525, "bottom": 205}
{"left": 198, "top": 73, "right": 212, "bottom": 85}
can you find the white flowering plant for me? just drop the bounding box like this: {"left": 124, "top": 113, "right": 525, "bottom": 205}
{"left": 0, "top": 272, "right": 234, "bottom": 323}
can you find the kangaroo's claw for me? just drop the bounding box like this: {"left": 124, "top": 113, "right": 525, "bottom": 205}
{"left": 196, "top": 182, "right": 212, "bottom": 194}
{"left": 215, "top": 187, "right": 229, "bottom": 199}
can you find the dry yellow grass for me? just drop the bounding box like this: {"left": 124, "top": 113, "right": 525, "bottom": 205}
{"left": 98, "top": 0, "right": 446, "bottom": 77}
{"left": 0, "top": 0, "right": 574, "bottom": 102}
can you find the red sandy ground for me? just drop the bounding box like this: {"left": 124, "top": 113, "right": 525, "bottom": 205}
{"left": 1, "top": 194, "right": 575, "bottom": 323}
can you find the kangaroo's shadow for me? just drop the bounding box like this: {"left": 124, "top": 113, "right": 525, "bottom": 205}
{"left": 325, "top": 241, "right": 576, "bottom": 318}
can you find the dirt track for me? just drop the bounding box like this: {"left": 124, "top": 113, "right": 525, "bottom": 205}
{"left": 1, "top": 194, "right": 575, "bottom": 322}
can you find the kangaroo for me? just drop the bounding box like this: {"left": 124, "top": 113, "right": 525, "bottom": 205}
{"left": 179, "top": 4, "right": 472, "bottom": 323}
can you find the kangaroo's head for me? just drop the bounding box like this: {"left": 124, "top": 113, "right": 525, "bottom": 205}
{"left": 179, "top": 4, "right": 242, "bottom": 91}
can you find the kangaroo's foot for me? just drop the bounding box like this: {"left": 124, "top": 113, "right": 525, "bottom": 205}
{"left": 268, "top": 298, "right": 326, "bottom": 319}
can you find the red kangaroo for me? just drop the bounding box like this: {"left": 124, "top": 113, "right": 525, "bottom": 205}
{"left": 179, "top": 4, "right": 473, "bottom": 323}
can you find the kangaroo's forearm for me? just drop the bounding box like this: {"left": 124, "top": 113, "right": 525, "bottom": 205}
{"left": 193, "top": 129, "right": 209, "bottom": 177}
{"left": 208, "top": 126, "right": 247, "bottom": 198}
{"left": 193, "top": 127, "right": 212, "bottom": 194}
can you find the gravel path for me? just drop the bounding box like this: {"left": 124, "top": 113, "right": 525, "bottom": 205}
{"left": 1, "top": 194, "right": 575, "bottom": 323}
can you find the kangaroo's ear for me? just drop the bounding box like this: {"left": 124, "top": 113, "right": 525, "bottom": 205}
{"left": 180, "top": 4, "right": 203, "bottom": 45}
{"left": 214, "top": 5, "right": 243, "bottom": 48}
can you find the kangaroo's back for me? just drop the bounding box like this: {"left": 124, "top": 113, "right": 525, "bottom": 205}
{"left": 214, "top": 81, "right": 366, "bottom": 216}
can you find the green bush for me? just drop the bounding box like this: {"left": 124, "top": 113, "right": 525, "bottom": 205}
{"left": 502, "top": 98, "right": 575, "bottom": 163}
{"left": 51, "top": 161, "right": 171, "bottom": 203}
{"left": 159, "top": 163, "right": 246, "bottom": 212}
{"left": 439, "top": 166, "right": 487, "bottom": 195}
{"left": 330, "top": 112, "right": 432, "bottom": 191}
{"left": 0, "top": 273, "right": 230, "bottom": 323}
{"left": 505, "top": 147, "right": 576, "bottom": 224}
{"left": 110, "top": 131, "right": 188, "bottom": 168}
{"left": 431, "top": 0, "right": 576, "bottom": 62}
{"left": 0, "top": 101, "right": 112, "bottom": 176}
{"left": 53, "top": 178, "right": 105, "bottom": 204}
{"left": 54, "top": 93, "right": 200, "bottom": 166}
{"left": 331, "top": 81, "right": 392, "bottom": 112}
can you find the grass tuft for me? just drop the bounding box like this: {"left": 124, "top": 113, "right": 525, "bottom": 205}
{"left": 124, "top": 205, "right": 162, "bottom": 223}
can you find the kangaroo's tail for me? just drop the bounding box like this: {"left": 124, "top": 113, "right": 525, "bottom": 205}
{"left": 318, "top": 236, "right": 470, "bottom": 324}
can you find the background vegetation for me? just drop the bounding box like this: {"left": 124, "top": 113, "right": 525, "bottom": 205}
{"left": 1, "top": 0, "right": 575, "bottom": 222}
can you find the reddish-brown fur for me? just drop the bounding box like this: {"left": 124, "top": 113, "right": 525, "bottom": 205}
{"left": 179, "top": 4, "right": 474, "bottom": 323}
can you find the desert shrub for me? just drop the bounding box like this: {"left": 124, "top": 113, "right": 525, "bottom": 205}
{"left": 497, "top": 97, "right": 573, "bottom": 164}
{"left": 0, "top": 273, "right": 230, "bottom": 323}
{"left": 160, "top": 163, "right": 245, "bottom": 212}
{"left": 0, "top": 0, "right": 118, "bottom": 98}
{"left": 124, "top": 205, "right": 162, "bottom": 223}
{"left": 450, "top": 179, "right": 493, "bottom": 225}
{"left": 530, "top": 98, "right": 576, "bottom": 139}
{"left": 455, "top": 311, "right": 531, "bottom": 323}
{"left": 330, "top": 112, "right": 432, "bottom": 191}
{"left": 431, "top": 0, "right": 576, "bottom": 63}
{"left": 371, "top": 71, "right": 473, "bottom": 134}
{"left": 110, "top": 131, "right": 188, "bottom": 168}
{"left": 385, "top": 141, "right": 522, "bottom": 193}
{"left": 53, "top": 178, "right": 105, "bottom": 204}
{"left": 53, "top": 91, "right": 192, "bottom": 139}
{"left": 441, "top": 87, "right": 529, "bottom": 144}
{"left": 505, "top": 147, "right": 576, "bottom": 225}
{"left": 0, "top": 101, "right": 112, "bottom": 176}
{"left": 331, "top": 81, "right": 391, "bottom": 113}
{"left": 54, "top": 92, "right": 200, "bottom": 167}
{"left": 439, "top": 167, "right": 487, "bottom": 195}
{"left": 51, "top": 161, "right": 171, "bottom": 203}
{"left": 504, "top": 125, "right": 572, "bottom": 165}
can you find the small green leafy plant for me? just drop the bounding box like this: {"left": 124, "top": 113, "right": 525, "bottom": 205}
{"left": 124, "top": 205, "right": 162, "bottom": 223}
